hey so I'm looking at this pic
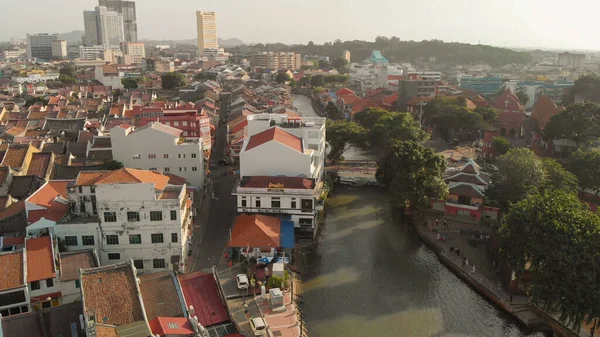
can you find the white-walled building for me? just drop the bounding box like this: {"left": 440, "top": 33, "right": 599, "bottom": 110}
{"left": 233, "top": 114, "right": 326, "bottom": 235}
{"left": 95, "top": 64, "right": 123, "bottom": 90}
{"left": 25, "top": 235, "right": 60, "bottom": 309}
{"left": 58, "top": 250, "right": 99, "bottom": 304}
{"left": 54, "top": 168, "right": 192, "bottom": 273}
{"left": 51, "top": 40, "right": 68, "bottom": 60}
{"left": 0, "top": 250, "right": 30, "bottom": 317}
{"left": 110, "top": 122, "right": 205, "bottom": 187}
{"left": 84, "top": 6, "right": 125, "bottom": 49}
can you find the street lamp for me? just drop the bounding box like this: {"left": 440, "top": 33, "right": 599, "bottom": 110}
{"left": 416, "top": 101, "right": 427, "bottom": 127}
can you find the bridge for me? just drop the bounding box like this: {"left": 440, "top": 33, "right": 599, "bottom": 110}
{"left": 325, "top": 160, "right": 378, "bottom": 176}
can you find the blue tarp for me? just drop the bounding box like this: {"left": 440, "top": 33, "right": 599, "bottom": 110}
{"left": 280, "top": 220, "right": 295, "bottom": 248}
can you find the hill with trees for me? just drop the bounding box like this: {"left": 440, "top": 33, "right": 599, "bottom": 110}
{"left": 227, "top": 37, "right": 533, "bottom": 67}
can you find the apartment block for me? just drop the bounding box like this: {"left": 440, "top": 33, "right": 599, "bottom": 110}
{"left": 251, "top": 52, "right": 302, "bottom": 70}
{"left": 26, "top": 33, "right": 59, "bottom": 60}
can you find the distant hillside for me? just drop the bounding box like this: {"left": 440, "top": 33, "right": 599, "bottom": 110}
{"left": 228, "top": 38, "right": 533, "bottom": 66}
{"left": 58, "top": 30, "right": 84, "bottom": 44}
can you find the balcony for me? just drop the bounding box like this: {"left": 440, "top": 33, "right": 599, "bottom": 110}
{"left": 445, "top": 199, "right": 480, "bottom": 210}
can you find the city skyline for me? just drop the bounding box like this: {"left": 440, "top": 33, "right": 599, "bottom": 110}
{"left": 4, "top": 0, "right": 600, "bottom": 50}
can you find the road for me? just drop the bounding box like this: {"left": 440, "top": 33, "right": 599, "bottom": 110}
{"left": 188, "top": 93, "right": 238, "bottom": 272}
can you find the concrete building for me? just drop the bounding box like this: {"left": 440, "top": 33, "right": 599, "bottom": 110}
{"left": 0, "top": 250, "right": 29, "bottom": 317}
{"left": 110, "top": 122, "right": 205, "bottom": 187}
{"left": 458, "top": 77, "right": 504, "bottom": 95}
{"left": 54, "top": 168, "right": 192, "bottom": 273}
{"left": 95, "top": 65, "right": 124, "bottom": 89}
{"left": 251, "top": 52, "right": 301, "bottom": 70}
{"left": 234, "top": 114, "right": 326, "bottom": 235}
{"left": 120, "top": 42, "right": 145, "bottom": 64}
{"left": 196, "top": 11, "right": 218, "bottom": 55}
{"left": 3, "top": 47, "right": 27, "bottom": 60}
{"left": 50, "top": 40, "right": 68, "bottom": 60}
{"left": 58, "top": 250, "right": 99, "bottom": 304}
{"left": 142, "top": 58, "right": 174, "bottom": 72}
{"left": 83, "top": 6, "right": 125, "bottom": 48}
{"left": 26, "top": 33, "right": 59, "bottom": 60}
{"left": 99, "top": 0, "right": 138, "bottom": 43}
{"left": 342, "top": 50, "right": 351, "bottom": 63}
{"left": 557, "top": 52, "right": 585, "bottom": 68}
{"left": 396, "top": 78, "right": 437, "bottom": 111}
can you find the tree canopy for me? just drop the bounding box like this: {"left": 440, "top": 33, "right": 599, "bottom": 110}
{"left": 515, "top": 88, "right": 530, "bottom": 106}
{"left": 562, "top": 74, "right": 600, "bottom": 105}
{"left": 275, "top": 72, "right": 291, "bottom": 84}
{"left": 543, "top": 103, "right": 600, "bottom": 146}
{"left": 566, "top": 148, "right": 600, "bottom": 190}
{"left": 331, "top": 57, "right": 349, "bottom": 72}
{"left": 325, "top": 101, "right": 342, "bottom": 120}
{"left": 310, "top": 75, "right": 325, "bottom": 87}
{"left": 325, "top": 119, "right": 366, "bottom": 162}
{"left": 430, "top": 105, "right": 484, "bottom": 142}
{"left": 121, "top": 77, "right": 141, "bottom": 89}
{"left": 499, "top": 191, "right": 600, "bottom": 330}
{"left": 161, "top": 72, "right": 186, "bottom": 90}
{"left": 368, "top": 111, "right": 428, "bottom": 154}
{"left": 376, "top": 140, "right": 448, "bottom": 212}
{"left": 474, "top": 107, "right": 500, "bottom": 126}
{"left": 491, "top": 136, "right": 510, "bottom": 156}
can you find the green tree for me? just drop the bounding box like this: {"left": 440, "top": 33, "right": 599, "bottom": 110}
{"left": 543, "top": 103, "right": 600, "bottom": 146}
{"left": 431, "top": 105, "right": 484, "bottom": 142}
{"left": 59, "top": 63, "right": 76, "bottom": 78}
{"left": 354, "top": 108, "right": 391, "bottom": 130}
{"left": 485, "top": 148, "right": 547, "bottom": 210}
{"left": 161, "top": 72, "right": 186, "bottom": 90}
{"left": 310, "top": 75, "right": 325, "bottom": 87}
{"left": 193, "top": 72, "right": 205, "bottom": 81}
{"left": 331, "top": 57, "right": 349, "bottom": 71}
{"left": 474, "top": 107, "right": 499, "bottom": 125}
{"left": 499, "top": 191, "right": 600, "bottom": 330}
{"left": 562, "top": 74, "right": 600, "bottom": 105}
{"left": 491, "top": 136, "right": 510, "bottom": 155}
{"left": 325, "top": 119, "right": 366, "bottom": 162}
{"left": 298, "top": 76, "right": 311, "bottom": 87}
{"left": 121, "top": 77, "right": 141, "bottom": 89}
{"left": 566, "top": 148, "right": 600, "bottom": 190}
{"left": 275, "top": 72, "right": 291, "bottom": 84}
{"left": 515, "top": 88, "right": 530, "bottom": 106}
{"left": 376, "top": 140, "right": 448, "bottom": 212}
{"left": 325, "top": 101, "right": 342, "bottom": 120}
{"left": 59, "top": 74, "right": 77, "bottom": 85}
{"left": 370, "top": 112, "right": 428, "bottom": 154}
{"left": 540, "top": 158, "right": 578, "bottom": 193}
{"left": 318, "top": 60, "right": 331, "bottom": 69}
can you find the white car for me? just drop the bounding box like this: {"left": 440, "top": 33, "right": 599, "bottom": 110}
{"left": 236, "top": 274, "right": 249, "bottom": 290}
{"left": 249, "top": 317, "right": 267, "bottom": 336}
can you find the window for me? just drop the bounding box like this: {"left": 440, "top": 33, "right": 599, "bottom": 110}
{"left": 164, "top": 154, "right": 169, "bottom": 159}
{"left": 182, "top": 121, "right": 188, "bottom": 126}
{"left": 192, "top": 167, "right": 197, "bottom": 171}
{"left": 191, "top": 153, "right": 197, "bottom": 158}
{"left": 183, "top": 154, "right": 186, "bottom": 158}
{"left": 171, "top": 233, "right": 178, "bottom": 243}
{"left": 106, "top": 235, "right": 119, "bottom": 245}
{"left": 179, "top": 167, "right": 182, "bottom": 172}
{"left": 82, "top": 236, "right": 94, "bottom": 246}
{"left": 149, "top": 167, "right": 157, "bottom": 171}
{"left": 151, "top": 233, "right": 164, "bottom": 243}
{"left": 170, "top": 210, "right": 177, "bottom": 220}
{"left": 104, "top": 212, "right": 117, "bottom": 222}
{"left": 164, "top": 167, "right": 170, "bottom": 172}
{"left": 153, "top": 258, "right": 166, "bottom": 269}
{"left": 148, "top": 154, "right": 156, "bottom": 159}
{"left": 184, "top": 167, "right": 187, "bottom": 171}
{"left": 127, "top": 212, "right": 140, "bottom": 222}
{"left": 150, "top": 211, "right": 162, "bottom": 221}
{"left": 64, "top": 236, "right": 77, "bottom": 246}
{"left": 271, "top": 198, "right": 281, "bottom": 208}
{"left": 30, "top": 281, "right": 40, "bottom": 290}
{"left": 299, "top": 218, "right": 313, "bottom": 225}
{"left": 133, "top": 260, "right": 144, "bottom": 269}
{"left": 241, "top": 198, "right": 247, "bottom": 207}
{"left": 46, "top": 278, "right": 54, "bottom": 287}
{"left": 174, "top": 121, "right": 179, "bottom": 126}
{"left": 291, "top": 200, "right": 297, "bottom": 209}
{"left": 178, "top": 154, "right": 181, "bottom": 158}
{"left": 75, "top": 280, "right": 81, "bottom": 288}
{"left": 90, "top": 186, "right": 95, "bottom": 193}
{"left": 133, "top": 154, "right": 141, "bottom": 159}
{"left": 256, "top": 198, "right": 261, "bottom": 208}
{"left": 129, "top": 234, "right": 142, "bottom": 244}
{"left": 78, "top": 186, "right": 83, "bottom": 193}
{"left": 108, "top": 253, "right": 120, "bottom": 260}
{"left": 301, "top": 199, "right": 313, "bottom": 211}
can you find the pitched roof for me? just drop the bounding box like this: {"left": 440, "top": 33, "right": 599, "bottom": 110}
{"left": 449, "top": 183, "right": 485, "bottom": 198}
{"left": 0, "top": 165, "right": 9, "bottom": 185}
{"left": 26, "top": 236, "right": 56, "bottom": 282}
{"left": 246, "top": 127, "right": 302, "bottom": 153}
{"left": 59, "top": 250, "right": 98, "bottom": 281}
{"left": 0, "top": 251, "right": 24, "bottom": 291}
{"left": 148, "top": 317, "right": 194, "bottom": 336}
{"left": 75, "top": 168, "right": 170, "bottom": 190}
{"left": 0, "top": 311, "right": 44, "bottom": 337}
{"left": 81, "top": 263, "right": 146, "bottom": 326}
{"left": 2, "top": 144, "right": 30, "bottom": 169}
{"left": 229, "top": 214, "right": 281, "bottom": 248}
{"left": 100, "top": 65, "right": 119, "bottom": 76}
{"left": 240, "top": 176, "right": 315, "bottom": 189}
{"left": 26, "top": 152, "right": 53, "bottom": 178}
{"left": 177, "top": 271, "right": 229, "bottom": 327}
{"left": 532, "top": 94, "right": 564, "bottom": 129}
{"left": 129, "top": 122, "right": 182, "bottom": 137}
{"left": 139, "top": 271, "right": 185, "bottom": 321}
{"left": 335, "top": 88, "right": 356, "bottom": 96}
{"left": 26, "top": 180, "right": 72, "bottom": 222}
{"left": 461, "top": 160, "right": 480, "bottom": 174}
{"left": 9, "top": 175, "right": 42, "bottom": 199}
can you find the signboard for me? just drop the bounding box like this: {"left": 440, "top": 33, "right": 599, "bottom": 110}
{"left": 199, "top": 116, "right": 212, "bottom": 151}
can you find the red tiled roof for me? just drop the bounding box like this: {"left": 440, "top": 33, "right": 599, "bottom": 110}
{"left": 59, "top": 250, "right": 97, "bottom": 281}
{"left": 149, "top": 317, "right": 194, "bottom": 336}
{"left": 0, "top": 200, "right": 25, "bottom": 221}
{"left": 3, "top": 236, "right": 25, "bottom": 246}
{"left": 231, "top": 119, "right": 248, "bottom": 133}
{"left": 6, "top": 126, "right": 25, "bottom": 137}
{"left": 2, "top": 144, "right": 30, "bottom": 169}
{"left": 0, "top": 166, "right": 9, "bottom": 185}
{"left": 163, "top": 172, "right": 186, "bottom": 186}
{"left": 339, "top": 94, "right": 362, "bottom": 105}
{"left": 0, "top": 251, "right": 24, "bottom": 291}
{"left": 382, "top": 93, "right": 398, "bottom": 106}
{"left": 240, "top": 176, "right": 314, "bottom": 189}
{"left": 26, "top": 180, "right": 72, "bottom": 222}
{"left": 246, "top": 127, "right": 302, "bottom": 153}
{"left": 229, "top": 214, "right": 281, "bottom": 248}
{"left": 177, "top": 271, "right": 229, "bottom": 327}
{"left": 26, "top": 152, "right": 52, "bottom": 178}
{"left": 75, "top": 168, "right": 170, "bottom": 190}
{"left": 139, "top": 271, "right": 184, "bottom": 321}
{"left": 335, "top": 88, "right": 355, "bottom": 96}
{"left": 26, "top": 236, "right": 56, "bottom": 282}
{"left": 532, "top": 94, "right": 564, "bottom": 129}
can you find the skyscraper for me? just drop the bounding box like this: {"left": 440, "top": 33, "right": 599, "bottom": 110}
{"left": 196, "top": 11, "right": 218, "bottom": 55}
{"left": 83, "top": 6, "right": 125, "bottom": 49}
{"left": 26, "top": 33, "right": 59, "bottom": 60}
{"left": 99, "top": 0, "right": 138, "bottom": 43}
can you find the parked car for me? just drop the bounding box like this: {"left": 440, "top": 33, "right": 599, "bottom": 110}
{"left": 236, "top": 274, "right": 249, "bottom": 290}
{"left": 249, "top": 317, "right": 267, "bottom": 336}
{"left": 219, "top": 159, "right": 231, "bottom": 166}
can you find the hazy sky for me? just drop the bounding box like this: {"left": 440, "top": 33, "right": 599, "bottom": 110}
{"left": 2, "top": 0, "right": 599, "bottom": 49}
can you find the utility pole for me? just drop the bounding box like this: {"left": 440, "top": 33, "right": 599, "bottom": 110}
{"left": 416, "top": 101, "right": 427, "bottom": 127}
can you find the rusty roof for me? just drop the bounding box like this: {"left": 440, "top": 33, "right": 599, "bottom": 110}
{"left": 59, "top": 250, "right": 98, "bottom": 281}
{"left": 0, "top": 250, "right": 24, "bottom": 291}
{"left": 2, "top": 144, "right": 30, "bottom": 169}
{"left": 26, "top": 152, "right": 53, "bottom": 178}
{"left": 139, "top": 271, "right": 185, "bottom": 321}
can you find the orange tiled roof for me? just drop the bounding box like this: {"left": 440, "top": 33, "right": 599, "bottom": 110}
{"left": 6, "top": 126, "right": 26, "bottom": 137}
{"left": 27, "top": 180, "right": 71, "bottom": 210}
{"left": 0, "top": 251, "right": 24, "bottom": 291}
{"left": 139, "top": 271, "right": 184, "bottom": 321}
{"left": 26, "top": 152, "right": 52, "bottom": 179}
{"left": 75, "top": 168, "right": 170, "bottom": 190}
{"left": 229, "top": 214, "right": 281, "bottom": 248}
{"left": 246, "top": 127, "right": 302, "bottom": 153}
{"left": 26, "top": 236, "right": 56, "bottom": 282}
{"left": 59, "top": 250, "right": 97, "bottom": 281}
{"left": 2, "top": 144, "right": 30, "bottom": 169}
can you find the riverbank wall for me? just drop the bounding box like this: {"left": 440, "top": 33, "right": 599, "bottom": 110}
{"left": 292, "top": 89, "right": 327, "bottom": 117}
{"left": 413, "top": 224, "right": 549, "bottom": 332}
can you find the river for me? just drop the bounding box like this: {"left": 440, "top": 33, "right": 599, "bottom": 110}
{"left": 292, "top": 95, "right": 545, "bottom": 337}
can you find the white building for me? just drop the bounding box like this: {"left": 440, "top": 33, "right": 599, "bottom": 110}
{"left": 110, "top": 122, "right": 205, "bottom": 187}
{"left": 233, "top": 114, "right": 326, "bottom": 235}
{"left": 13, "top": 72, "right": 60, "bottom": 84}
{"left": 58, "top": 250, "right": 99, "bottom": 304}
{"left": 95, "top": 65, "right": 124, "bottom": 89}
{"left": 51, "top": 40, "right": 68, "bottom": 60}
{"left": 25, "top": 236, "right": 61, "bottom": 309}
{"left": 26, "top": 33, "right": 59, "bottom": 60}
{"left": 54, "top": 168, "right": 193, "bottom": 273}
{"left": 121, "top": 42, "right": 146, "bottom": 64}
{"left": 196, "top": 11, "right": 218, "bottom": 55}
{"left": 0, "top": 250, "right": 30, "bottom": 317}
{"left": 84, "top": 6, "right": 125, "bottom": 49}
{"left": 3, "top": 47, "right": 27, "bottom": 60}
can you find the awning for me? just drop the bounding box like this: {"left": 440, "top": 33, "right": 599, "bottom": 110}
{"left": 280, "top": 220, "right": 295, "bottom": 248}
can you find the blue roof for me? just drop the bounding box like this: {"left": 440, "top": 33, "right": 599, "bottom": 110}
{"left": 367, "top": 50, "right": 389, "bottom": 64}
{"left": 280, "top": 220, "right": 295, "bottom": 248}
